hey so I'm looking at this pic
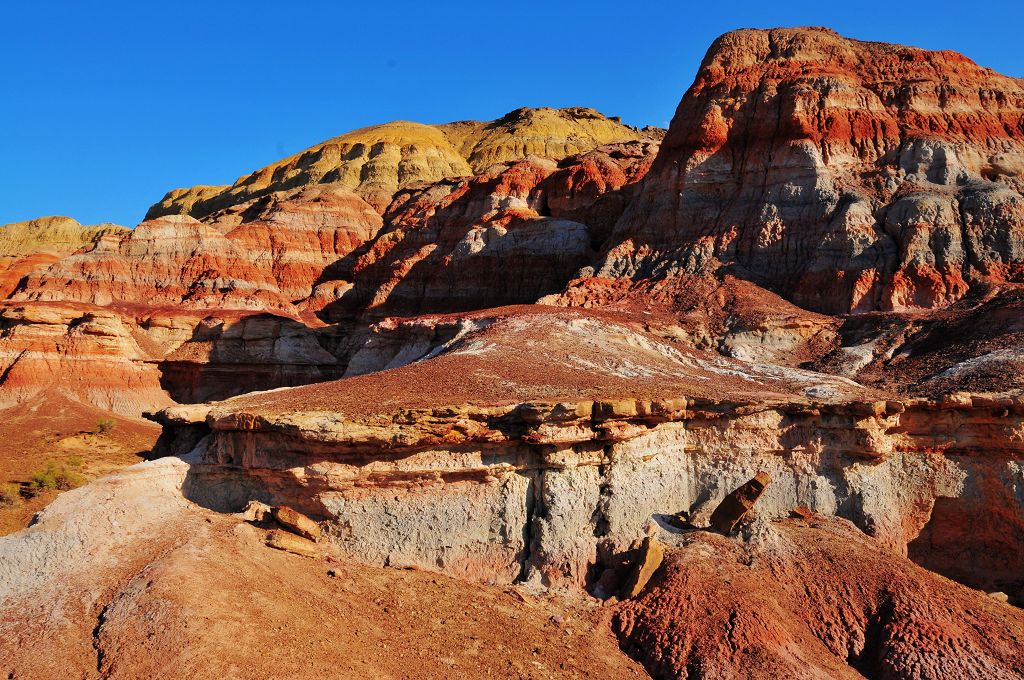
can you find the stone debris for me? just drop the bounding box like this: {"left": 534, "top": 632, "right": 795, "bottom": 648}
{"left": 709, "top": 472, "right": 772, "bottom": 535}
{"left": 273, "top": 505, "right": 321, "bottom": 541}
{"left": 789, "top": 505, "right": 813, "bottom": 520}
{"left": 988, "top": 591, "right": 1010, "bottom": 603}
{"left": 238, "top": 500, "right": 272, "bottom": 522}
{"left": 265, "top": 529, "right": 319, "bottom": 558}
{"left": 620, "top": 536, "right": 665, "bottom": 598}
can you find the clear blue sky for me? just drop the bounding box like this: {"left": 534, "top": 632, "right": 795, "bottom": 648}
{"left": 2, "top": 0, "right": 1022, "bottom": 227}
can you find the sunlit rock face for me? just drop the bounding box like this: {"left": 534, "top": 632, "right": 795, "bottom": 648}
{"left": 13, "top": 186, "right": 383, "bottom": 314}
{"left": 319, "top": 140, "right": 660, "bottom": 322}
{"left": 0, "top": 216, "right": 127, "bottom": 298}
{"left": 146, "top": 107, "right": 662, "bottom": 218}
{"left": 580, "top": 27, "right": 1024, "bottom": 314}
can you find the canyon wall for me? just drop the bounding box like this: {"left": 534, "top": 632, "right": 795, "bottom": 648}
{"left": 150, "top": 309, "right": 1024, "bottom": 595}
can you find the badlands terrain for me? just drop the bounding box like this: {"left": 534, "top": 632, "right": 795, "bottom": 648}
{"left": 2, "top": 26, "right": 1024, "bottom": 678}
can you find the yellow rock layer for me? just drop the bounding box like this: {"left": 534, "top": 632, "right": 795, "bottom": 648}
{"left": 0, "top": 216, "right": 127, "bottom": 256}
{"left": 147, "top": 107, "right": 661, "bottom": 219}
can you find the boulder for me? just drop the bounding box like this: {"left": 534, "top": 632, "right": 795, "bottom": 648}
{"left": 272, "top": 505, "right": 321, "bottom": 541}
{"left": 789, "top": 505, "right": 813, "bottom": 520}
{"left": 709, "top": 472, "right": 772, "bottom": 535}
{"left": 265, "top": 530, "right": 319, "bottom": 558}
{"left": 238, "top": 500, "right": 272, "bottom": 523}
{"left": 620, "top": 536, "right": 665, "bottom": 598}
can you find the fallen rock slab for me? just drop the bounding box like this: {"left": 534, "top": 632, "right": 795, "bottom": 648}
{"left": 789, "top": 505, "right": 813, "bottom": 520}
{"left": 273, "top": 505, "right": 321, "bottom": 541}
{"left": 620, "top": 537, "right": 665, "bottom": 598}
{"left": 265, "top": 529, "right": 319, "bottom": 558}
{"left": 709, "top": 472, "right": 771, "bottom": 535}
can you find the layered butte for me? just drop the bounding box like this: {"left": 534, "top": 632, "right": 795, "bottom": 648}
{"left": 574, "top": 27, "right": 1024, "bottom": 314}
{"left": 156, "top": 308, "right": 1024, "bottom": 599}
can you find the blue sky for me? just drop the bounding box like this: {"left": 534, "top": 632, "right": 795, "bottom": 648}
{"left": 2, "top": 0, "right": 1022, "bottom": 227}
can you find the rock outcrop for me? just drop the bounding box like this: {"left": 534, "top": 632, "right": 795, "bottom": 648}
{"left": 0, "top": 303, "right": 174, "bottom": 414}
{"left": 321, "top": 140, "right": 660, "bottom": 321}
{"left": 572, "top": 27, "right": 1024, "bottom": 314}
{"left": 147, "top": 107, "right": 662, "bottom": 218}
{"left": 15, "top": 186, "right": 383, "bottom": 314}
{"left": 148, "top": 306, "right": 1024, "bottom": 600}
{"left": 708, "top": 471, "right": 771, "bottom": 533}
{"left": 0, "top": 216, "right": 127, "bottom": 298}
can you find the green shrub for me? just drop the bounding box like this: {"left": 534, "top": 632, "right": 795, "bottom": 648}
{"left": 96, "top": 418, "right": 116, "bottom": 435}
{"left": 0, "top": 482, "right": 20, "bottom": 506}
{"left": 29, "top": 459, "right": 85, "bottom": 491}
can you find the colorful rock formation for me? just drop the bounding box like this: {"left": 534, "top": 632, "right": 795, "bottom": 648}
{"left": 615, "top": 517, "right": 1024, "bottom": 679}
{"left": 2, "top": 25, "right": 1024, "bottom": 679}
{"left": 15, "top": 186, "right": 383, "bottom": 313}
{"left": 576, "top": 27, "right": 1024, "bottom": 314}
{"left": 147, "top": 107, "right": 661, "bottom": 218}
{"left": 322, "top": 141, "right": 659, "bottom": 321}
{"left": 0, "top": 216, "right": 127, "bottom": 298}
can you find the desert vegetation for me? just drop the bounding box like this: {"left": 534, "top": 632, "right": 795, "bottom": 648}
{"left": 28, "top": 456, "right": 85, "bottom": 492}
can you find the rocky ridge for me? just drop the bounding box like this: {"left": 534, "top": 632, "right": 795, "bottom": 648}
{"left": 147, "top": 107, "right": 662, "bottom": 218}
{"left": 570, "top": 27, "right": 1024, "bottom": 314}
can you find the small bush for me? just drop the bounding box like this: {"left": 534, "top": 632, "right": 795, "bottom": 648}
{"left": 96, "top": 418, "right": 116, "bottom": 435}
{"left": 0, "top": 482, "right": 20, "bottom": 507}
{"left": 29, "top": 459, "right": 85, "bottom": 491}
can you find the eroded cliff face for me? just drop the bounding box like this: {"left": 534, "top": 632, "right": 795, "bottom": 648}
{"left": 0, "top": 303, "right": 349, "bottom": 415}
{"left": 0, "top": 217, "right": 127, "bottom": 298}
{"left": 320, "top": 141, "right": 660, "bottom": 321}
{"left": 151, "top": 310, "right": 1024, "bottom": 599}
{"left": 573, "top": 27, "right": 1024, "bottom": 314}
{"left": 14, "top": 186, "right": 383, "bottom": 313}
{"left": 170, "top": 390, "right": 1024, "bottom": 595}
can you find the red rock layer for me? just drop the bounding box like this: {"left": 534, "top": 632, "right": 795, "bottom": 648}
{"left": 615, "top": 517, "right": 1024, "bottom": 679}
{"left": 14, "top": 186, "right": 382, "bottom": 315}
{"left": 0, "top": 217, "right": 128, "bottom": 298}
{"left": 0, "top": 303, "right": 174, "bottom": 415}
{"left": 583, "top": 27, "right": 1024, "bottom": 314}
{"left": 0, "top": 252, "right": 62, "bottom": 299}
{"left": 321, "top": 141, "right": 658, "bottom": 321}
{"left": 0, "top": 300, "right": 351, "bottom": 415}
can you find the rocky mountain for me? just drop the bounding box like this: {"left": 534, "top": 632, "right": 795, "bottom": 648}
{"left": 1, "top": 27, "right": 1024, "bottom": 679}
{"left": 576, "top": 27, "right": 1024, "bottom": 314}
{"left": 147, "top": 106, "right": 663, "bottom": 217}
